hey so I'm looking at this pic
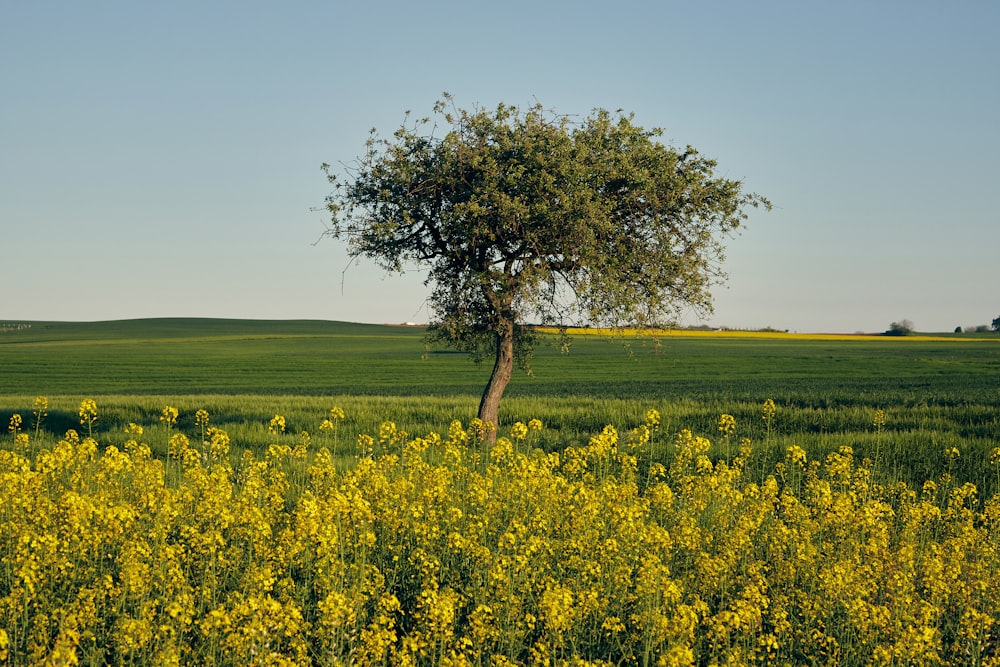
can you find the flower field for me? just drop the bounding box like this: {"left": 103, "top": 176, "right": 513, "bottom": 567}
{"left": 2, "top": 401, "right": 999, "bottom": 666}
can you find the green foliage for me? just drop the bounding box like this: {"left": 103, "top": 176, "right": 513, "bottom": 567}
{"left": 885, "top": 319, "right": 914, "bottom": 336}
{"left": 322, "top": 96, "right": 770, "bottom": 423}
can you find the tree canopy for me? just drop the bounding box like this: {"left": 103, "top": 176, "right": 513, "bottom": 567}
{"left": 322, "top": 96, "right": 770, "bottom": 431}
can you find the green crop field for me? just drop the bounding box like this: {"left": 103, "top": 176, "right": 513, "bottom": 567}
{"left": 2, "top": 318, "right": 999, "bottom": 492}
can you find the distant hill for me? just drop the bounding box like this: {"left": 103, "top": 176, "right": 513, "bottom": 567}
{"left": 0, "top": 318, "right": 416, "bottom": 342}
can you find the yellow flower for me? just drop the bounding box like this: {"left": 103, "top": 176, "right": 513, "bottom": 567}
{"left": 762, "top": 398, "right": 776, "bottom": 423}
{"left": 160, "top": 405, "right": 179, "bottom": 427}
{"left": 717, "top": 413, "right": 736, "bottom": 437}
{"left": 79, "top": 399, "right": 98, "bottom": 423}
{"left": 538, "top": 582, "right": 575, "bottom": 635}
{"left": 32, "top": 396, "right": 48, "bottom": 434}
{"left": 510, "top": 422, "right": 529, "bottom": 441}
{"left": 786, "top": 445, "right": 807, "bottom": 466}
{"left": 468, "top": 418, "right": 495, "bottom": 441}
{"left": 79, "top": 398, "right": 98, "bottom": 436}
{"left": 268, "top": 414, "right": 286, "bottom": 434}
{"left": 448, "top": 420, "right": 469, "bottom": 445}
{"left": 873, "top": 408, "right": 887, "bottom": 429}
{"left": 329, "top": 406, "right": 346, "bottom": 421}
{"left": 528, "top": 418, "right": 543, "bottom": 431}
{"left": 601, "top": 615, "right": 626, "bottom": 635}
{"left": 8, "top": 413, "right": 21, "bottom": 434}
{"left": 207, "top": 426, "right": 231, "bottom": 458}
{"left": 357, "top": 433, "right": 375, "bottom": 457}
{"left": 379, "top": 420, "right": 398, "bottom": 444}
{"left": 168, "top": 432, "right": 191, "bottom": 460}
{"left": 6, "top": 406, "right": 1000, "bottom": 664}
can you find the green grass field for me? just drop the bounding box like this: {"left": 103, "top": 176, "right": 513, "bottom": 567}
{"left": 2, "top": 318, "right": 999, "bottom": 492}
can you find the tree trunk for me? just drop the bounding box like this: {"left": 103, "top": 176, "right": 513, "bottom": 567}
{"left": 477, "top": 319, "right": 515, "bottom": 444}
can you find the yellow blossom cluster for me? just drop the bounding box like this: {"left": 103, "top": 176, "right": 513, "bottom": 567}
{"left": 160, "top": 405, "right": 179, "bottom": 427}
{"left": 319, "top": 407, "right": 346, "bottom": 434}
{"left": 269, "top": 414, "right": 287, "bottom": 435}
{"left": 717, "top": 414, "right": 736, "bottom": 438}
{"left": 0, "top": 408, "right": 998, "bottom": 665}
{"left": 78, "top": 399, "right": 98, "bottom": 437}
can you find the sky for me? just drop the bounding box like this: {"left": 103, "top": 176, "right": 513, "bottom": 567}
{"left": 2, "top": 1, "right": 997, "bottom": 333}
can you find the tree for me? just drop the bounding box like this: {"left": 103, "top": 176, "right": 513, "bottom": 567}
{"left": 886, "top": 320, "right": 914, "bottom": 336}
{"left": 993, "top": 316, "right": 1000, "bottom": 332}
{"left": 321, "top": 97, "right": 770, "bottom": 434}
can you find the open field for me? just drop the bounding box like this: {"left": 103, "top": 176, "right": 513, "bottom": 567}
{"left": 3, "top": 319, "right": 999, "bottom": 398}
{"left": 2, "top": 318, "right": 999, "bottom": 491}
{"left": 3, "top": 319, "right": 1000, "bottom": 664}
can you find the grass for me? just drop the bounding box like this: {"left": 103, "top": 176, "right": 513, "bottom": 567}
{"left": 2, "top": 317, "right": 999, "bottom": 492}
{"left": 3, "top": 318, "right": 999, "bottom": 397}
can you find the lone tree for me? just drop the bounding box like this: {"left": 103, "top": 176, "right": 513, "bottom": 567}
{"left": 322, "top": 97, "right": 770, "bottom": 432}
{"left": 886, "top": 320, "right": 915, "bottom": 336}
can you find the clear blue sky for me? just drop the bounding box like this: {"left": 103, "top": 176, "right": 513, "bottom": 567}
{"left": 3, "top": 1, "right": 997, "bottom": 333}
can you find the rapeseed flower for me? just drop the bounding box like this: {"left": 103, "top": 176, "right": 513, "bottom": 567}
{"left": 468, "top": 417, "right": 494, "bottom": 442}
{"left": 268, "top": 414, "right": 286, "bottom": 434}
{"left": 207, "top": 426, "right": 231, "bottom": 460}
{"left": 761, "top": 399, "right": 776, "bottom": 427}
{"left": 195, "top": 408, "right": 210, "bottom": 442}
{"left": 78, "top": 399, "right": 98, "bottom": 436}
{"left": 357, "top": 433, "right": 375, "bottom": 457}
{"left": 32, "top": 396, "right": 48, "bottom": 437}
{"left": 2, "top": 406, "right": 999, "bottom": 666}
{"left": 160, "top": 405, "right": 179, "bottom": 427}
{"left": 786, "top": 445, "right": 807, "bottom": 467}
{"left": 510, "top": 421, "right": 529, "bottom": 441}
{"left": 717, "top": 413, "right": 736, "bottom": 437}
